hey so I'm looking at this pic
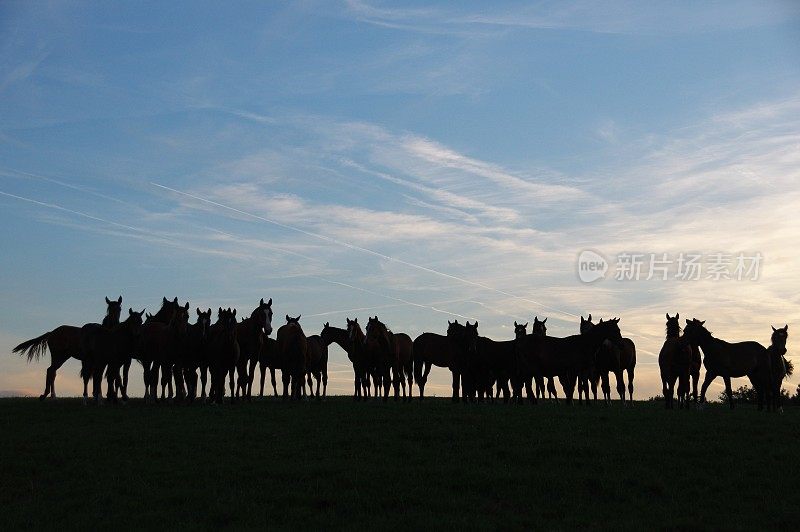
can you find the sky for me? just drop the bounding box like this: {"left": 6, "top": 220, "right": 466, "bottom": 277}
{"left": 1, "top": 0, "right": 799, "bottom": 399}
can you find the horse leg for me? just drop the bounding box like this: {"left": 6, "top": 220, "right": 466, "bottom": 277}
{"left": 247, "top": 357, "right": 258, "bottom": 399}
{"left": 722, "top": 375, "right": 734, "bottom": 409}
{"left": 626, "top": 366, "right": 634, "bottom": 405}
{"left": 92, "top": 365, "right": 104, "bottom": 405}
{"left": 42, "top": 352, "right": 69, "bottom": 400}
{"left": 271, "top": 367, "right": 278, "bottom": 397}
{"left": 81, "top": 362, "right": 91, "bottom": 405}
{"left": 120, "top": 358, "right": 131, "bottom": 400}
{"left": 258, "top": 362, "right": 266, "bottom": 397}
{"left": 323, "top": 367, "right": 328, "bottom": 398}
{"left": 615, "top": 370, "right": 625, "bottom": 405}
{"left": 451, "top": 371, "right": 460, "bottom": 403}
{"left": 699, "top": 372, "right": 716, "bottom": 405}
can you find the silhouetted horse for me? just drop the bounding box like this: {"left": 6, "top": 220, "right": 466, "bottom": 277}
{"left": 139, "top": 301, "right": 190, "bottom": 402}
{"left": 345, "top": 318, "right": 371, "bottom": 400}
{"left": 682, "top": 319, "right": 770, "bottom": 409}
{"left": 518, "top": 318, "right": 623, "bottom": 405}
{"left": 180, "top": 308, "right": 212, "bottom": 401}
{"left": 208, "top": 308, "right": 240, "bottom": 404}
{"left": 767, "top": 325, "right": 789, "bottom": 411}
{"left": 80, "top": 309, "right": 145, "bottom": 404}
{"left": 257, "top": 336, "right": 279, "bottom": 397}
{"left": 365, "top": 316, "right": 397, "bottom": 401}
{"left": 528, "top": 317, "right": 558, "bottom": 401}
{"left": 413, "top": 320, "right": 473, "bottom": 401}
{"left": 276, "top": 315, "right": 308, "bottom": 400}
{"left": 472, "top": 324, "right": 517, "bottom": 403}
{"left": 12, "top": 296, "right": 119, "bottom": 400}
{"left": 130, "top": 297, "right": 181, "bottom": 401}
{"left": 305, "top": 334, "right": 329, "bottom": 399}
{"left": 234, "top": 298, "right": 272, "bottom": 401}
{"left": 658, "top": 313, "right": 693, "bottom": 409}
{"left": 393, "top": 332, "right": 414, "bottom": 401}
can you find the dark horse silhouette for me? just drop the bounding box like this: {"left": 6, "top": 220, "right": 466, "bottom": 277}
{"left": 305, "top": 334, "right": 329, "bottom": 399}
{"left": 12, "top": 296, "right": 121, "bottom": 400}
{"left": 256, "top": 336, "right": 278, "bottom": 397}
{"left": 276, "top": 315, "right": 308, "bottom": 400}
{"left": 413, "top": 320, "right": 474, "bottom": 401}
{"left": 208, "top": 308, "right": 240, "bottom": 404}
{"left": 767, "top": 325, "right": 789, "bottom": 411}
{"left": 393, "top": 332, "right": 414, "bottom": 401}
{"left": 581, "top": 315, "right": 637, "bottom": 405}
{"left": 234, "top": 298, "right": 273, "bottom": 401}
{"left": 470, "top": 323, "right": 519, "bottom": 403}
{"left": 140, "top": 301, "right": 190, "bottom": 402}
{"left": 518, "top": 318, "right": 624, "bottom": 405}
{"left": 364, "top": 316, "right": 398, "bottom": 401}
{"left": 130, "top": 297, "right": 181, "bottom": 401}
{"left": 682, "top": 318, "right": 771, "bottom": 409}
{"left": 80, "top": 309, "right": 145, "bottom": 403}
{"left": 181, "top": 308, "right": 212, "bottom": 401}
{"left": 344, "top": 318, "right": 371, "bottom": 400}
{"left": 658, "top": 313, "right": 693, "bottom": 409}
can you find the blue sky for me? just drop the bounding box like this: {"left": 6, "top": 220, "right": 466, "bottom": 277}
{"left": 1, "top": 1, "right": 799, "bottom": 398}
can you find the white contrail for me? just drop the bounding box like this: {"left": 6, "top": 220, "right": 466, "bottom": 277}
{"left": 151, "top": 182, "right": 580, "bottom": 321}
{"left": 313, "top": 277, "right": 478, "bottom": 322}
{"left": 0, "top": 190, "right": 153, "bottom": 235}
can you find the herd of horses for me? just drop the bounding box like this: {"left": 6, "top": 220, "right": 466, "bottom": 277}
{"left": 11, "top": 296, "right": 791, "bottom": 411}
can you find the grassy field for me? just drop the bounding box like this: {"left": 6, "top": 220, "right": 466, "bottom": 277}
{"left": 1, "top": 397, "right": 798, "bottom": 530}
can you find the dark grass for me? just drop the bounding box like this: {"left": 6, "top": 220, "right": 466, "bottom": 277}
{"left": 1, "top": 397, "right": 798, "bottom": 530}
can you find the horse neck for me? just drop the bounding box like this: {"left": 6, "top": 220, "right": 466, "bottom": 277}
{"left": 666, "top": 325, "right": 681, "bottom": 339}
{"left": 327, "top": 327, "right": 349, "bottom": 350}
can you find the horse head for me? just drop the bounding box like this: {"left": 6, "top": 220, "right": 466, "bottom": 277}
{"left": 580, "top": 314, "right": 593, "bottom": 334}
{"left": 514, "top": 321, "right": 528, "bottom": 340}
{"left": 346, "top": 317, "right": 362, "bottom": 345}
{"left": 771, "top": 324, "right": 789, "bottom": 349}
{"left": 532, "top": 316, "right": 547, "bottom": 337}
{"left": 665, "top": 313, "right": 681, "bottom": 339}
{"left": 196, "top": 307, "right": 212, "bottom": 339}
{"left": 104, "top": 296, "right": 122, "bottom": 325}
{"left": 682, "top": 318, "right": 709, "bottom": 346}
{"left": 255, "top": 298, "right": 273, "bottom": 336}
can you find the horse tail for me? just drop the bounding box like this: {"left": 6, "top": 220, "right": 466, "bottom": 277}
{"left": 12, "top": 331, "right": 52, "bottom": 362}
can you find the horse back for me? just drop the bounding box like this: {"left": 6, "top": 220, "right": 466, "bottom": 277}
{"left": 394, "top": 333, "right": 413, "bottom": 364}
{"left": 413, "top": 332, "right": 453, "bottom": 368}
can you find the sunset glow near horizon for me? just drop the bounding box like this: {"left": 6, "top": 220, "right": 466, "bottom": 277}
{"left": 1, "top": 1, "right": 799, "bottom": 399}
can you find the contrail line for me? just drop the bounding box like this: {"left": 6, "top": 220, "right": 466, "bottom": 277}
{"left": 151, "top": 182, "right": 579, "bottom": 321}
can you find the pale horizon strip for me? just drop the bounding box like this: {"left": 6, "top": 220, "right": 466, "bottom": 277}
{"left": 151, "top": 182, "right": 580, "bottom": 321}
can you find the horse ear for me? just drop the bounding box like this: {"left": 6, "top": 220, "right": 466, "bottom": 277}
{"left": 514, "top": 321, "right": 518, "bottom": 327}
{"left": 475, "top": 321, "right": 479, "bottom": 328}
{"left": 173, "top": 297, "right": 178, "bottom": 303}
{"left": 542, "top": 318, "right": 547, "bottom": 324}
{"left": 666, "top": 313, "right": 670, "bottom": 320}
{"left": 773, "top": 325, "right": 777, "bottom": 332}
{"left": 129, "top": 307, "right": 134, "bottom": 315}
{"left": 184, "top": 302, "right": 190, "bottom": 310}
{"left": 784, "top": 325, "right": 789, "bottom": 331}
{"left": 140, "top": 309, "right": 146, "bottom": 315}
{"left": 106, "top": 297, "right": 111, "bottom": 305}
{"left": 232, "top": 309, "right": 237, "bottom": 317}
{"left": 588, "top": 314, "right": 592, "bottom": 321}
{"left": 297, "top": 314, "right": 301, "bottom": 321}
{"left": 286, "top": 314, "right": 290, "bottom": 322}
{"left": 117, "top": 296, "right": 122, "bottom": 303}
{"left": 700, "top": 320, "right": 706, "bottom": 326}
{"left": 260, "top": 298, "right": 264, "bottom": 306}
{"left": 197, "top": 308, "right": 201, "bottom": 316}
{"left": 163, "top": 297, "right": 168, "bottom": 304}
{"left": 675, "top": 313, "right": 679, "bottom": 319}
{"left": 524, "top": 322, "right": 528, "bottom": 328}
